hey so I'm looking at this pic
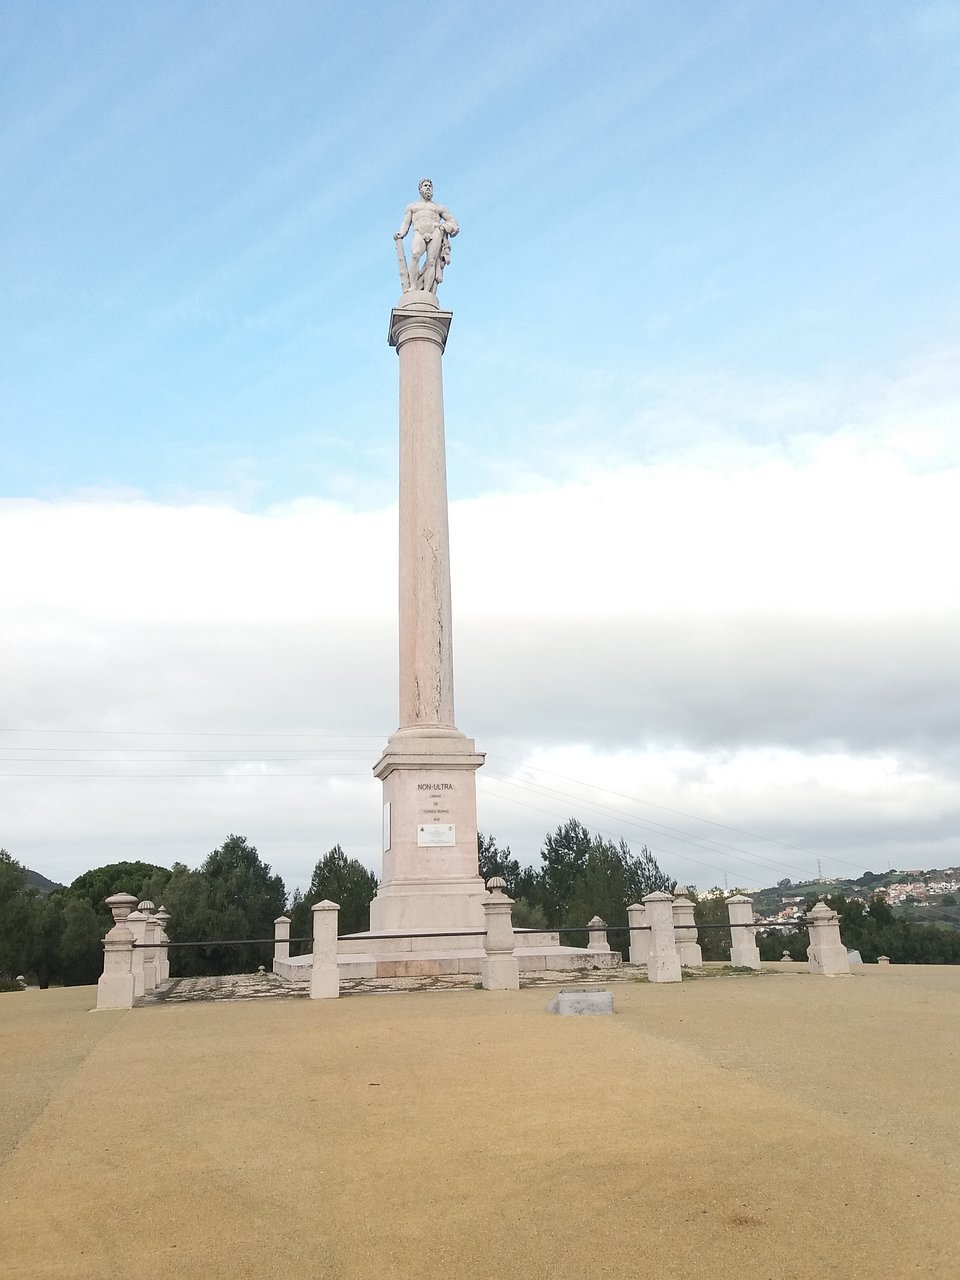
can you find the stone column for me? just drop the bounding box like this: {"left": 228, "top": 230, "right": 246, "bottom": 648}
{"left": 310, "top": 900, "right": 340, "bottom": 1000}
{"left": 481, "top": 877, "right": 519, "bottom": 991}
{"left": 391, "top": 296, "right": 456, "bottom": 732}
{"left": 627, "top": 903, "right": 650, "bottom": 966}
{"left": 644, "top": 891, "right": 682, "bottom": 983}
{"left": 672, "top": 894, "right": 702, "bottom": 966}
{"left": 727, "top": 894, "right": 761, "bottom": 969}
{"left": 274, "top": 915, "right": 291, "bottom": 971}
{"left": 587, "top": 916, "right": 610, "bottom": 953}
{"left": 806, "top": 902, "right": 851, "bottom": 976}
{"left": 369, "top": 291, "right": 485, "bottom": 935}
{"left": 154, "top": 906, "right": 171, "bottom": 984}
{"left": 95, "top": 892, "right": 138, "bottom": 1011}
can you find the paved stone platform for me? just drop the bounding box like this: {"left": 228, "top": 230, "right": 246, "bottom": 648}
{"left": 139, "top": 964, "right": 680, "bottom": 1004}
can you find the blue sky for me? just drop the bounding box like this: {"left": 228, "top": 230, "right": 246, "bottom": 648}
{"left": 4, "top": 1, "right": 958, "bottom": 503}
{"left": 2, "top": 1, "right": 959, "bottom": 890}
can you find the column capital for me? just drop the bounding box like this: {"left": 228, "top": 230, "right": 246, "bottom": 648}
{"left": 389, "top": 300, "right": 452, "bottom": 352}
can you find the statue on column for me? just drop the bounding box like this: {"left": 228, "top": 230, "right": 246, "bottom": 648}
{"left": 394, "top": 178, "right": 459, "bottom": 294}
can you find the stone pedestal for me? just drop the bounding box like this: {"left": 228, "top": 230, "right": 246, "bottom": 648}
{"left": 806, "top": 902, "right": 851, "bottom": 976}
{"left": 587, "top": 916, "right": 610, "bottom": 952}
{"left": 480, "top": 878, "right": 520, "bottom": 990}
{"left": 627, "top": 903, "right": 650, "bottom": 965}
{"left": 672, "top": 895, "right": 702, "bottom": 966}
{"left": 127, "top": 908, "right": 148, "bottom": 998}
{"left": 727, "top": 894, "right": 761, "bottom": 970}
{"left": 138, "top": 901, "right": 158, "bottom": 993}
{"left": 310, "top": 901, "right": 340, "bottom": 1000}
{"left": 95, "top": 893, "right": 138, "bottom": 1011}
{"left": 644, "top": 892, "right": 682, "bottom": 983}
{"left": 154, "top": 906, "right": 171, "bottom": 984}
{"left": 371, "top": 729, "right": 485, "bottom": 932}
{"left": 273, "top": 915, "right": 291, "bottom": 970}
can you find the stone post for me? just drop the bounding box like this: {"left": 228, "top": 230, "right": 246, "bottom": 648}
{"left": 154, "top": 906, "right": 171, "bottom": 984}
{"left": 587, "top": 915, "right": 610, "bottom": 953}
{"left": 727, "top": 894, "right": 761, "bottom": 970}
{"left": 138, "top": 901, "right": 158, "bottom": 993}
{"left": 806, "top": 902, "right": 851, "bottom": 976}
{"left": 310, "top": 900, "right": 340, "bottom": 1000}
{"left": 95, "top": 892, "right": 138, "bottom": 1011}
{"left": 877, "top": 955, "right": 891, "bottom": 968}
{"left": 273, "top": 915, "right": 291, "bottom": 971}
{"left": 627, "top": 903, "right": 650, "bottom": 966}
{"left": 126, "top": 906, "right": 148, "bottom": 998}
{"left": 672, "top": 894, "right": 702, "bottom": 966}
{"left": 643, "top": 891, "right": 682, "bottom": 983}
{"left": 481, "top": 877, "right": 520, "bottom": 990}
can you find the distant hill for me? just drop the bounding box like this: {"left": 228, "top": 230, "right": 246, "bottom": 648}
{"left": 24, "top": 867, "right": 65, "bottom": 895}
{"left": 749, "top": 866, "right": 960, "bottom": 933}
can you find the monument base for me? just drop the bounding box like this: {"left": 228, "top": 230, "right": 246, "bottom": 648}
{"left": 368, "top": 876, "right": 485, "bottom": 933}
{"left": 370, "top": 726, "right": 486, "bottom": 934}
{"left": 274, "top": 928, "right": 623, "bottom": 981}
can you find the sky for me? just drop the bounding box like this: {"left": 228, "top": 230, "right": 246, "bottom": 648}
{"left": 2, "top": 0, "right": 959, "bottom": 894}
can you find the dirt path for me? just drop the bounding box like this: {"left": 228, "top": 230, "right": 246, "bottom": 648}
{"left": 1, "top": 968, "right": 957, "bottom": 1279}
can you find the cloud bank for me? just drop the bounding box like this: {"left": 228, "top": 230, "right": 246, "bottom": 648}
{"left": 2, "top": 409, "right": 958, "bottom": 889}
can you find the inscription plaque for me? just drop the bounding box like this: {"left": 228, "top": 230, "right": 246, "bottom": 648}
{"left": 417, "top": 823, "right": 456, "bottom": 848}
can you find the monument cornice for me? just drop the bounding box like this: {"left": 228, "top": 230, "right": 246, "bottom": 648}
{"left": 373, "top": 728, "right": 484, "bottom": 780}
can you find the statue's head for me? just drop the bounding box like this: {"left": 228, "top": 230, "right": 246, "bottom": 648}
{"left": 419, "top": 177, "right": 433, "bottom": 199}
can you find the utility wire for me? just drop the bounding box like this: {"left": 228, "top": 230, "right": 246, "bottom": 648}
{"left": 488, "top": 753, "right": 867, "bottom": 876}
{"left": 481, "top": 770, "right": 807, "bottom": 882}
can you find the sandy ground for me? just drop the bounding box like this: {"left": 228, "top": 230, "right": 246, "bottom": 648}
{"left": 1, "top": 965, "right": 958, "bottom": 1280}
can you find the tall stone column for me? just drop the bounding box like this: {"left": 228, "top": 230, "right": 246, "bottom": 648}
{"left": 369, "top": 289, "right": 485, "bottom": 934}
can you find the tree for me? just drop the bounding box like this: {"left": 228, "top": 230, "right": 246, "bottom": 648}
{"left": 66, "top": 861, "right": 171, "bottom": 916}
{"left": 693, "top": 891, "right": 732, "bottom": 961}
{"left": 290, "top": 846, "right": 378, "bottom": 942}
{"left": 536, "top": 824, "right": 674, "bottom": 956}
{"left": 160, "top": 836, "right": 286, "bottom": 977}
{"left": 564, "top": 837, "right": 631, "bottom": 947}
{"left": 24, "top": 892, "right": 65, "bottom": 988}
{"left": 43, "top": 860, "right": 175, "bottom": 986}
{"left": 539, "top": 820, "right": 592, "bottom": 926}
{"left": 58, "top": 897, "right": 103, "bottom": 986}
{"left": 0, "top": 849, "right": 36, "bottom": 983}
{"left": 623, "top": 844, "right": 676, "bottom": 900}
{"left": 476, "top": 832, "right": 536, "bottom": 902}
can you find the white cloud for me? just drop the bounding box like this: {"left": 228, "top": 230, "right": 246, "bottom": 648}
{"left": 2, "top": 417, "right": 959, "bottom": 889}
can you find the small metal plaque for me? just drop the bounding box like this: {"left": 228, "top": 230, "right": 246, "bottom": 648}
{"left": 417, "top": 823, "right": 455, "bottom": 847}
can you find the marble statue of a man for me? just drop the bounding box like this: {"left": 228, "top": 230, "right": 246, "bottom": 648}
{"left": 394, "top": 178, "right": 459, "bottom": 294}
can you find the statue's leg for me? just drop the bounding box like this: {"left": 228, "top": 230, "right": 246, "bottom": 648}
{"left": 422, "top": 233, "right": 441, "bottom": 293}
{"left": 409, "top": 232, "right": 427, "bottom": 288}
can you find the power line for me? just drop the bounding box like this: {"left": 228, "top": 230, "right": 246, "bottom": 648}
{"left": 0, "top": 771, "right": 371, "bottom": 779}
{"left": 478, "top": 780, "right": 766, "bottom": 889}
{"left": 0, "top": 728, "right": 384, "bottom": 739}
{"left": 488, "top": 753, "right": 867, "bottom": 875}
{"left": 482, "top": 770, "right": 808, "bottom": 882}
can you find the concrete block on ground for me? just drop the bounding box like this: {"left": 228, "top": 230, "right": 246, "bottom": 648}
{"left": 546, "top": 990, "right": 614, "bottom": 1016}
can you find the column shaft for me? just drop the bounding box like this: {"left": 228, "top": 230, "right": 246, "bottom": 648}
{"left": 393, "top": 302, "right": 455, "bottom": 729}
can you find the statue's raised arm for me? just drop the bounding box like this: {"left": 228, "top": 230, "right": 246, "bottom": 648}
{"left": 394, "top": 178, "right": 459, "bottom": 295}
